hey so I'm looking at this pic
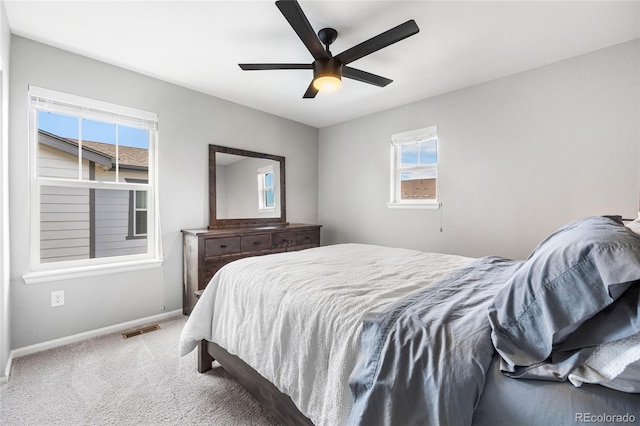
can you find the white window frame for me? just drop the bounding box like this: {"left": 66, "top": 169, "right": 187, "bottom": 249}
{"left": 257, "top": 164, "right": 275, "bottom": 211}
{"left": 24, "top": 86, "right": 162, "bottom": 283}
{"left": 388, "top": 125, "right": 439, "bottom": 209}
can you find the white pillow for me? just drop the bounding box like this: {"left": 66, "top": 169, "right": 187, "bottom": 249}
{"left": 568, "top": 333, "right": 640, "bottom": 393}
{"left": 626, "top": 218, "right": 640, "bottom": 235}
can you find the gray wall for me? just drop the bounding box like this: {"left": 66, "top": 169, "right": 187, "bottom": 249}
{"left": 319, "top": 40, "right": 640, "bottom": 260}
{"left": 224, "top": 157, "right": 281, "bottom": 219}
{"left": 9, "top": 36, "right": 319, "bottom": 349}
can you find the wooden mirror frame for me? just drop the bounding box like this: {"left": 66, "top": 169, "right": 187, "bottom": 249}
{"left": 209, "top": 144, "right": 287, "bottom": 229}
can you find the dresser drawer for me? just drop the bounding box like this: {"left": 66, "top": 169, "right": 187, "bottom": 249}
{"left": 204, "top": 237, "right": 241, "bottom": 257}
{"left": 241, "top": 234, "right": 272, "bottom": 252}
{"left": 272, "top": 230, "right": 319, "bottom": 248}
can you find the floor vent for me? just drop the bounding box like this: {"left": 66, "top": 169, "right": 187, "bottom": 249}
{"left": 122, "top": 324, "right": 161, "bottom": 339}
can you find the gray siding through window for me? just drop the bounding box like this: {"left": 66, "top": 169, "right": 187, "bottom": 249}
{"left": 38, "top": 140, "right": 148, "bottom": 262}
{"left": 94, "top": 189, "right": 146, "bottom": 258}
{"left": 40, "top": 186, "right": 91, "bottom": 263}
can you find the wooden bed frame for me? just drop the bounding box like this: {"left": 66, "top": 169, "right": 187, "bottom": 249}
{"left": 197, "top": 339, "right": 314, "bottom": 426}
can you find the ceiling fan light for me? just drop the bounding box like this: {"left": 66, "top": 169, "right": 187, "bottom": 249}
{"left": 313, "top": 74, "right": 342, "bottom": 93}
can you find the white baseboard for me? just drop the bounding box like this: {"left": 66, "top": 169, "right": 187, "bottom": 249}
{"left": 0, "top": 352, "right": 12, "bottom": 383}
{"left": 9, "top": 309, "right": 183, "bottom": 363}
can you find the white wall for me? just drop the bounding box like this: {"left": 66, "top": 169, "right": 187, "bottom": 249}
{"left": 9, "top": 36, "right": 319, "bottom": 349}
{"left": 0, "top": 0, "right": 10, "bottom": 381}
{"left": 319, "top": 40, "right": 640, "bottom": 260}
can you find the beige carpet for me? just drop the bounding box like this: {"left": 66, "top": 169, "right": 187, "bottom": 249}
{"left": 0, "top": 316, "right": 279, "bottom": 426}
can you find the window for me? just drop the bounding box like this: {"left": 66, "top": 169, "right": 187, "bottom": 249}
{"left": 27, "top": 86, "right": 160, "bottom": 277}
{"left": 125, "top": 179, "right": 148, "bottom": 239}
{"left": 257, "top": 165, "right": 275, "bottom": 211}
{"left": 134, "top": 190, "right": 148, "bottom": 236}
{"left": 389, "top": 126, "right": 439, "bottom": 208}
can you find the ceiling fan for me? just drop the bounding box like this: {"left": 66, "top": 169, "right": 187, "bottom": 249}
{"left": 239, "top": 0, "right": 420, "bottom": 98}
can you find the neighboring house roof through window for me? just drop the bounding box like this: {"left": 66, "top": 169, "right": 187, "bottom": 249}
{"left": 38, "top": 129, "right": 149, "bottom": 172}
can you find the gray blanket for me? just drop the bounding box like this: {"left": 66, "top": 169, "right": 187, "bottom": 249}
{"left": 348, "top": 256, "right": 523, "bottom": 426}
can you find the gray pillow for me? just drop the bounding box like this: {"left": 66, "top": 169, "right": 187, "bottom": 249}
{"left": 488, "top": 216, "right": 640, "bottom": 371}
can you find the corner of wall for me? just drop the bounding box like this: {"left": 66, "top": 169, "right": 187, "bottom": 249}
{"left": 0, "top": 0, "right": 12, "bottom": 384}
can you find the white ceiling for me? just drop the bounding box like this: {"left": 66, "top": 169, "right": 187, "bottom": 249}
{"left": 5, "top": 1, "right": 640, "bottom": 128}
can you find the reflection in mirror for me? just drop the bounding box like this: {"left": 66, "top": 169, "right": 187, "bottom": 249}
{"left": 209, "top": 144, "right": 286, "bottom": 229}
{"left": 215, "top": 153, "right": 281, "bottom": 219}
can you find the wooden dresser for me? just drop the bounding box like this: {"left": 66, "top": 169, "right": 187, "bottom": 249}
{"left": 182, "top": 223, "right": 321, "bottom": 314}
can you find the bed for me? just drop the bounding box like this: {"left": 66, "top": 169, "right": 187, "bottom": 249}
{"left": 180, "top": 216, "right": 640, "bottom": 425}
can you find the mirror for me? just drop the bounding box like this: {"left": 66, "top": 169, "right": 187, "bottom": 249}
{"left": 209, "top": 145, "right": 287, "bottom": 229}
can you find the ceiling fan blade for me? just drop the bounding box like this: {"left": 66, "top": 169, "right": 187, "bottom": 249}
{"left": 342, "top": 66, "right": 392, "bottom": 87}
{"left": 239, "top": 63, "right": 312, "bottom": 70}
{"left": 276, "top": 0, "right": 329, "bottom": 61}
{"left": 303, "top": 81, "right": 318, "bottom": 99}
{"left": 335, "top": 20, "right": 419, "bottom": 65}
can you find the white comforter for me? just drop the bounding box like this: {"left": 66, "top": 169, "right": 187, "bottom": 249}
{"left": 179, "top": 243, "right": 473, "bottom": 425}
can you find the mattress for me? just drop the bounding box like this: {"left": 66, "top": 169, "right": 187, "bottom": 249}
{"left": 473, "top": 355, "right": 640, "bottom": 426}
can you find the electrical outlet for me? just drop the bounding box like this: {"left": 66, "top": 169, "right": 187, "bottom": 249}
{"left": 51, "top": 290, "right": 64, "bottom": 307}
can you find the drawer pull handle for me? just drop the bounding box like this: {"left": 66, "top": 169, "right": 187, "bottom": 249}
{"left": 220, "top": 244, "right": 228, "bottom": 248}
{"left": 253, "top": 241, "right": 260, "bottom": 245}
{"left": 304, "top": 236, "right": 310, "bottom": 239}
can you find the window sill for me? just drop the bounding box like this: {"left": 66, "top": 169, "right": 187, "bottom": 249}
{"left": 23, "top": 258, "right": 163, "bottom": 285}
{"left": 387, "top": 202, "right": 440, "bottom": 210}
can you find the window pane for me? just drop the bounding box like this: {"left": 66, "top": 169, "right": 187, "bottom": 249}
{"left": 119, "top": 126, "right": 149, "bottom": 149}
{"left": 135, "top": 211, "right": 148, "bottom": 235}
{"left": 265, "top": 172, "right": 274, "bottom": 188}
{"left": 265, "top": 189, "right": 275, "bottom": 208}
{"left": 400, "top": 177, "right": 437, "bottom": 200}
{"left": 400, "top": 144, "right": 419, "bottom": 167}
{"left": 118, "top": 126, "right": 149, "bottom": 184}
{"left": 82, "top": 118, "right": 116, "bottom": 143}
{"left": 38, "top": 110, "right": 78, "bottom": 139}
{"left": 135, "top": 191, "right": 147, "bottom": 209}
{"left": 37, "top": 111, "right": 81, "bottom": 179}
{"left": 400, "top": 169, "right": 437, "bottom": 201}
{"left": 400, "top": 169, "right": 436, "bottom": 181}
{"left": 40, "top": 185, "right": 149, "bottom": 262}
{"left": 94, "top": 188, "right": 147, "bottom": 256}
{"left": 40, "top": 186, "right": 90, "bottom": 263}
{"left": 419, "top": 139, "right": 437, "bottom": 165}
{"left": 82, "top": 119, "right": 117, "bottom": 182}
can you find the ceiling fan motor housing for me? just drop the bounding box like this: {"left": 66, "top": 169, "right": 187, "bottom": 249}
{"left": 312, "top": 57, "right": 342, "bottom": 92}
{"left": 313, "top": 57, "right": 342, "bottom": 79}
